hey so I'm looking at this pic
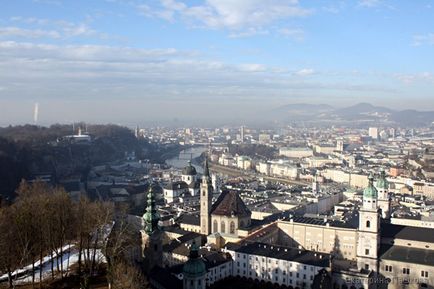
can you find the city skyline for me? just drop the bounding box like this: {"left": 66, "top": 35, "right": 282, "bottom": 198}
{"left": 1, "top": 0, "right": 434, "bottom": 125}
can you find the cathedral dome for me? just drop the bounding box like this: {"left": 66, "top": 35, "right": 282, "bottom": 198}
{"left": 375, "top": 169, "right": 389, "bottom": 190}
{"left": 182, "top": 161, "right": 197, "bottom": 176}
{"left": 182, "top": 243, "right": 206, "bottom": 278}
{"left": 363, "top": 173, "right": 378, "bottom": 199}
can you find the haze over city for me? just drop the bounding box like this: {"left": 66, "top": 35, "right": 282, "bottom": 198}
{"left": 1, "top": 0, "right": 434, "bottom": 125}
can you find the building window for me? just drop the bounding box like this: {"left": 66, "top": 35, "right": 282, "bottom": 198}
{"left": 221, "top": 221, "right": 225, "bottom": 233}
{"left": 213, "top": 220, "right": 218, "bottom": 233}
{"left": 365, "top": 264, "right": 369, "bottom": 270}
{"left": 365, "top": 249, "right": 370, "bottom": 255}
{"left": 230, "top": 221, "right": 235, "bottom": 234}
{"left": 366, "top": 220, "right": 371, "bottom": 228}
{"left": 403, "top": 268, "right": 410, "bottom": 274}
{"left": 385, "top": 265, "right": 393, "bottom": 272}
{"left": 421, "top": 271, "right": 428, "bottom": 278}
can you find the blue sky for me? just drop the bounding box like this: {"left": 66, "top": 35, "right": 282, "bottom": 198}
{"left": 0, "top": 0, "right": 433, "bottom": 125}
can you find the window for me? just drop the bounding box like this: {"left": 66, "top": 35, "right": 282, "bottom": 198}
{"left": 366, "top": 220, "right": 371, "bottom": 228}
{"left": 385, "top": 265, "right": 393, "bottom": 272}
{"left": 213, "top": 220, "right": 218, "bottom": 233}
{"left": 230, "top": 221, "right": 235, "bottom": 234}
{"left": 221, "top": 221, "right": 225, "bottom": 233}
{"left": 421, "top": 271, "right": 428, "bottom": 278}
{"left": 365, "top": 264, "right": 369, "bottom": 270}
{"left": 365, "top": 249, "right": 370, "bottom": 255}
{"left": 403, "top": 268, "right": 410, "bottom": 274}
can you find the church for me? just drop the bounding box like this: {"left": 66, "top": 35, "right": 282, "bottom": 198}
{"left": 178, "top": 159, "right": 252, "bottom": 244}
{"left": 163, "top": 161, "right": 201, "bottom": 203}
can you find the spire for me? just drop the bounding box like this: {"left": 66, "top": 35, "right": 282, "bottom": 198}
{"left": 204, "top": 157, "right": 210, "bottom": 178}
{"left": 376, "top": 169, "right": 389, "bottom": 190}
{"left": 143, "top": 182, "right": 160, "bottom": 234}
{"left": 363, "top": 173, "right": 378, "bottom": 199}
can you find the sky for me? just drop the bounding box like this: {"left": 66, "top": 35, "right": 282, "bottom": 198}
{"left": 0, "top": 0, "right": 433, "bottom": 125}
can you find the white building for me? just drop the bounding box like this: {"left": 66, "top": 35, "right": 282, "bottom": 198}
{"left": 279, "top": 147, "right": 313, "bottom": 158}
{"left": 224, "top": 242, "right": 331, "bottom": 288}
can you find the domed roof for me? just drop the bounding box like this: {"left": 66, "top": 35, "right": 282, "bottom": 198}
{"left": 376, "top": 169, "right": 389, "bottom": 190}
{"left": 363, "top": 173, "right": 378, "bottom": 199}
{"left": 182, "top": 161, "right": 197, "bottom": 176}
{"left": 182, "top": 243, "right": 206, "bottom": 278}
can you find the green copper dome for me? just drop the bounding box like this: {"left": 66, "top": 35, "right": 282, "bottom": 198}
{"left": 183, "top": 243, "right": 206, "bottom": 278}
{"left": 363, "top": 173, "right": 378, "bottom": 199}
{"left": 143, "top": 182, "right": 160, "bottom": 234}
{"left": 375, "top": 169, "right": 389, "bottom": 190}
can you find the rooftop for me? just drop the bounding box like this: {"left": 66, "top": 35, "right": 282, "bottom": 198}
{"left": 225, "top": 242, "right": 330, "bottom": 268}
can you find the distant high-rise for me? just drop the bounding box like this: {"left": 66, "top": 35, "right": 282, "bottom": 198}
{"left": 368, "top": 127, "right": 378, "bottom": 139}
{"left": 240, "top": 126, "right": 245, "bottom": 143}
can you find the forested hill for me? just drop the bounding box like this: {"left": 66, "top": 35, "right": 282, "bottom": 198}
{"left": 0, "top": 124, "right": 179, "bottom": 202}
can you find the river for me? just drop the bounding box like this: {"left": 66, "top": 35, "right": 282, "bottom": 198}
{"left": 165, "top": 146, "right": 208, "bottom": 174}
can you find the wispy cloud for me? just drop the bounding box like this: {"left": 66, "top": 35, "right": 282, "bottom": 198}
{"left": 412, "top": 33, "right": 434, "bottom": 46}
{"left": 8, "top": 17, "right": 102, "bottom": 39}
{"left": 395, "top": 72, "right": 433, "bottom": 84}
{"left": 295, "top": 68, "right": 315, "bottom": 76}
{"left": 358, "top": 0, "right": 381, "bottom": 8}
{"left": 0, "top": 27, "right": 61, "bottom": 39}
{"left": 138, "top": 0, "right": 312, "bottom": 36}
{"left": 278, "top": 28, "right": 305, "bottom": 41}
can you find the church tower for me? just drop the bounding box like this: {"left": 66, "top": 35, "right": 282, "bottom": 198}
{"left": 142, "top": 183, "right": 163, "bottom": 274}
{"left": 183, "top": 242, "right": 206, "bottom": 289}
{"left": 375, "top": 169, "right": 391, "bottom": 219}
{"left": 357, "top": 174, "right": 380, "bottom": 272}
{"left": 200, "top": 159, "right": 213, "bottom": 235}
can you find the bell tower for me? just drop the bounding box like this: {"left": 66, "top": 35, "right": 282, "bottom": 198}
{"left": 375, "top": 169, "right": 391, "bottom": 219}
{"left": 357, "top": 174, "right": 380, "bottom": 272}
{"left": 200, "top": 158, "right": 213, "bottom": 235}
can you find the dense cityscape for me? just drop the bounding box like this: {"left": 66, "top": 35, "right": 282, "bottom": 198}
{"left": 1, "top": 1, "right": 434, "bottom": 289}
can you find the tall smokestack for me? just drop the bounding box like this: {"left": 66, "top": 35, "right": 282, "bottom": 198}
{"left": 33, "top": 102, "right": 39, "bottom": 124}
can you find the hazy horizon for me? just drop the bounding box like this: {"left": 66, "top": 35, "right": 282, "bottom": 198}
{"left": 1, "top": 0, "right": 433, "bottom": 125}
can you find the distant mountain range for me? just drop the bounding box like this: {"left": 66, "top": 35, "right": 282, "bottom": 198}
{"left": 270, "top": 102, "right": 434, "bottom": 126}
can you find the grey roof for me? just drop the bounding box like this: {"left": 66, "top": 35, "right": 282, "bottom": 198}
{"left": 381, "top": 223, "right": 434, "bottom": 243}
{"left": 165, "top": 181, "right": 189, "bottom": 190}
{"left": 225, "top": 242, "right": 330, "bottom": 268}
{"left": 379, "top": 244, "right": 434, "bottom": 266}
{"left": 178, "top": 213, "right": 200, "bottom": 226}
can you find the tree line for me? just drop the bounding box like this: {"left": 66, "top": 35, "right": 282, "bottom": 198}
{"left": 0, "top": 181, "right": 146, "bottom": 289}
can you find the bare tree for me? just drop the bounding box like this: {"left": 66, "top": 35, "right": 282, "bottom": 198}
{"left": 110, "top": 261, "right": 148, "bottom": 289}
